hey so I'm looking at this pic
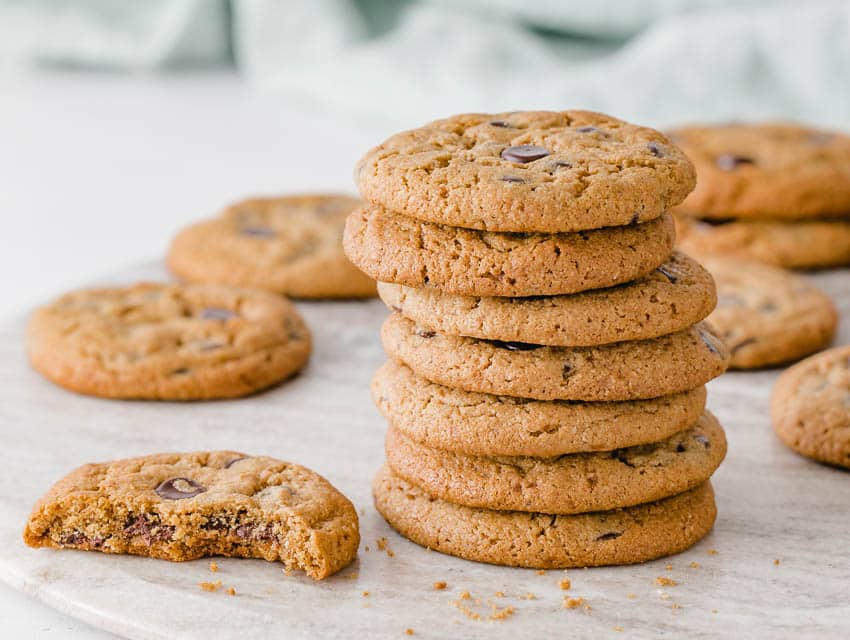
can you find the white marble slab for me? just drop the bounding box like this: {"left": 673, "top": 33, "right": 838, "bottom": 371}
{"left": 0, "top": 262, "right": 848, "bottom": 639}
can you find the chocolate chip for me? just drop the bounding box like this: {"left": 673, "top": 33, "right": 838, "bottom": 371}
{"left": 552, "top": 161, "right": 572, "bottom": 169}
{"left": 676, "top": 443, "right": 687, "bottom": 453}
{"left": 656, "top": 265, "right": 679, "bottom": 283}
{"left": 239, "top": 225, "right": 276, "bottom": 238}
{"left": 171, "top": 368, "right": 191, "bottom": 375}
{"left": 201, "top": 307, "right": 236, "bottom": 321}
{"left": 612, "top": 450, "right": 636, "bottom": 468}
{"left": 562, "top": 364, "right": 574, "bottom": 380}
{"left": 224, "top": 456, "right": 248, "bottom": 469}
{"left": 489, "top": 120, "right": 512, "bottom": 128}
{"left": 501, "top": 175, "right": 525, "bottom": 183}
{"left": 487, "top": 339, "right": 544, "bottom": 351}
{"left": 693, "top": 434, "right": 710, "bottom": 448}
{"left": 59, "top": 531, "right": 87, "bottom": 546}
{"left": 716, "top": 154, "right": 755, "bottom": 171}
{"left": 596, "top": 532, "right": 622, "bottom": 541}
{"left": 501, "top": 145, "right": 550, "bottom": 163}
{"left": 124, "top": 514, "right": 175, "bottom": 544}
{"left": 647, "top": 142, "right": 665, "bottom": 157}
{"left": 629, "top": 212, "right": 640, "bottom": 225}
{"left": 155, "top": 477, "right": 206, "bottom": 500}
{"left": 700, "top": 330, "right": 724, "bottom": 356}
{"left": 415, "top": 329, "right": 436, "bottom": 339}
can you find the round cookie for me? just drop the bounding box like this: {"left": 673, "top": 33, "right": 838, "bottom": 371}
{"left": 703, "top": 259, "right": 837, "bottom": 369}
{"left": 377, "top": 251, "right": 716, "bottom": 347}
{"left": 670, "top": 123, "right": 850, "bottom": 220}
{"left": 385, "top": 411, "right": 726, "bottom": 515}
{"left": 771, "top": 345, "right": 850, "bottom": 469}
{"left": 381, "top": 314, "right": 729, "bottom": 402}
{"left": 356, "top": 110, "right": 695, "bottom": 232}
{"left": 373, "top": 466, "right": 717, "bottom": 569}
{"left": 344, "top": 205, "right": 676, "bottom": 297}
{"left": 168, "top": 194, "right": 376, "bottom": 299}
{"left": 27, "top": 283, "right": 312, "bottom": 400}
{"left": 372, "top": 361, "right": 707, "bottom": 457}
{"left": 675, "top": 214, "right": 850, "bottom": 269}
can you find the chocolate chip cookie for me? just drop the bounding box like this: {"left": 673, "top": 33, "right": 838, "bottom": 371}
{"left": 771, "top": 346, "right": 850, "bottom": 469}
{"left": 168, "top": 194, "right": 376, "bottom": 299}
{"left": 356, "top": 111, "right": 695, "bottom": 232}
{"left": 344, "top": 205, "right": 676, "bottom": 297}
{"left": 27, "top": 283, "right": 311, "bottom": 400}
{"left": 703, "top": 259, "right": 837, "bottom": 369}
{"left": 372, "top": 361, "right": 707, "bottom": 457}
{"left": 373, "top": 466, "right": 716, "bottom": 569}
{"left": 378, "top": 251, "right": 715, "bottom": 346}
{"left": 385, "top": 411, "right": 726, "bottom": 514}
{"left": 381, "top": 314, "right": 729, "bottom": 401}
{"left": 23, "top": 451, "right": 360, "bottom": 579}
{"left": 675, "top": 214, "right": 850, "bottom": 269}
{"left": 670, "top": 123, "right": 850, "bottom": 220}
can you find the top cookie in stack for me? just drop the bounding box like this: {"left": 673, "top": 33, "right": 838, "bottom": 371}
{"left": 345, "top": 111, "right": 730, "bottom": 569}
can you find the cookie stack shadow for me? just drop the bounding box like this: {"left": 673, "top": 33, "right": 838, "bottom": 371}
{"left": 344, "top": 111, "right": 731, "bottom": 568}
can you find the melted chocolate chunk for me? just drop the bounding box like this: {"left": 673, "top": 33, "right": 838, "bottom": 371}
{"left": 647, "top": 141, "right": 665, "bottom": 157}
{"left": 596, "top": 531, "right": 623, "bottom": 541}
{"left": 700, "top": 330, "right": 723, "bottom": 356}
{"left": 239, "top": 225, "right": 276, "bottom": 238}
{"left": 155, "top": 477, "right": 207, "bottom": 500}
{"left": 224, "top": 456, "right": 248, "bottom": 469}
{"left": 716, "top": 154, "right": 755, "bottom": 171}
{"left": 693, "top": 434, "right": 710, "bottom": 448}
{"left": 501, "top": 175, "right": 525, "bottom": 183}
{"left": 201, "top": 307, "right": 236, "bottom": 321}
{"left": 489, "top": 120, "right": 512, "bottom": 128}
{"left": 552, "top": 161, "right": 572, "bottom": 169}
{"left": 656, "top": 264, "right": 679, "bottom": 283}
{"left": 501, "top": 145, "right": 550, "bottom": 163}
{"left": 124, "top": 514, "right": 176, "bottom": 544}
{"left": 415, "top": 328, "right": 436, "bottom": 339}
{"left": 575, "top": 126, "right": 601, "bottom": 133}
{"left": 486, "top": 339, "right": 544, "bottom": 351}
{"left": 676, "top": 442, "right": 687, "bottom": 453}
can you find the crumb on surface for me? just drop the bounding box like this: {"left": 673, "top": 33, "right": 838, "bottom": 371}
{"left": 712, "top": 609, "right": 718, "bottom": 614}
{"left": 656, "top": 576, "right": 678, "bottom": 587}
{"left": 665, "top": 564, "right": 673, "bottom": 571}
{"left": 227, "top": 587, "right": 236, "bottom": 596}
{"left": 377, "top": 537, "right": 395, "bottom": 557}
{"left": 689, "top": 561, "right": 701, "bottom": 569}
{"left": 707, "top": 549, "right": 718, "bottom": 556}
{"left": 489, "top": 605, "right": 515, "bottom": 621}
{"left": 536, "top": 569, "right": 546, "bottom": 575}
{"left": 433, "top": 581, "right": 447, "bottom": 590}
{"left": 199, "top": 581, "right": 222, "bottom": 592}
{"left": 459, "top": 591, "right": 471, "bottom": 600}
{"left": 626, "top": 593, "right": 637, "bottom": 600}
{"left": 559, "top": 579, "right": 571, "bottom": 590}
{"left": 364, "top": 545, "right": 370, "bottom": 552}
{"left": 613, "top": 626, "right": 624, "bottom": 632}
{"left": 362, "top": 591, "right": 370, "bottom": 597}
{"left": 209, "top": 561, "right": 218, "bottom": 573}
{"left": 404, "top": 629, "right": 414, "bottom": 636}
{"left": 774, "top": 559, "right": 780, "bottom": 566}
{"left": 563, "top": 597, "right": 585, "bottom": 609}
{"left": 494, "top": 591, "right": 506, "bottom": 598}
{"left": 522, "top": 592, "right": 536, "bottom": 600}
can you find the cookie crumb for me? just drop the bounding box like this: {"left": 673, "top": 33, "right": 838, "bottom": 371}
{"left": 459, "top": 591, "right": 471, "bottom": 600}
{"left": 712, "top": 609, "right": 718, "bottom": 614}
{"left": 536, "top": 569, "right": 546, "bottom": 575}
{"left": 689, "top": 562, "right": 701, "bottom": 569}
{"left": 656, "top": 577, "right": 678, "bottom": 587}
{"left": 377, "top": 537, "right": 395, "bottom": 557}
{"left": 563, "top": 597, "right": 585, "bottom": 609}
{"left": 489, "top": 605, "right": 515, "bottom": 621}
{"left": 494, "top": 591, "right": 506, "bottom": 598}
{"left": 522, "top": 592, "right": 536, "bottom": 600}
{"left": 199, "top": 580, "right": 222, "bottom": 592}
{"left": 626, "top": 593, "right": 637, "bottom": 600}
{"left": 774, "top": 559, "right": 780, "bottom": 566}
{"left": 208, "top": 561, "right": 218, "bottom": 573}
{"left": 362, "top": 591, "right": 370, "bottom": 597}
{"left": 559, "top": 579, "right": 571, "bottom": 590}
{"left": 613, "top": 626, "right": 624, "bottom": 632}
{"left": 433, "top": 581, "right": 447, "bottom": 590}
{"left": 707, "top": 549, "right": 718, "bottom": 556}
{"left": 665, "top": 564, "right": 673, "bottom": 571}
{"left": 227, "top": 587, "right": 236, "bottom": 596}
{"left": 404, "top": 629, "right": 414, "bottom": 636}
{"left": 364, "top": 545, "right": 370, "bottom": 552}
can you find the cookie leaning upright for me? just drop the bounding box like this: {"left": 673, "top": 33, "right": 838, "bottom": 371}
{"left": 346, "top": 110, "right": 729, "bottom": 569}
{"left": 27, "top": 283, "right": 311, "bottom": 400}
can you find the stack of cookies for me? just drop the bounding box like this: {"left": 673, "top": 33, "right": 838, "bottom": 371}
{"left": 671, "top": 123, "right": 850, "bottom": 269}
{"left": 344, "top": 111, "right": 731, "bottom": 568}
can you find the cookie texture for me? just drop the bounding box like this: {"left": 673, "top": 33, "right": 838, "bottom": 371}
{"left": 670, "top": 123, "right": 850, "bottom": 220}
{"left": 168, "top": 194, "right": 376, "bottom": 299}
{"left": 385, "top": 411, "right": 726, "bottom": 514}
{"left": 373, "top": 466, "right": 716, "bottom": 569}
{"left": 703, "top": 259, "right": 836, "bottom": 369}
{"left": 372, "top": 361, "right": 707, "bottom": 457}
{"left": 771, "top": 346, "right": 850, "bottom": 469}
{"left": 381, "top": 314, "right": 729, "bottom": 401}
{"left": 344, "top": 205, "right": 676, "bottom": 297}
{"left": 23, "top": 452, "right": 360, "bottom": 579}
{"left": 378, "top": 251, "right": 715, "bottom": 347}
{"left": 27, "top": 283, "right": 311, "bottom": 400}
{"left": 675, "top": 214, "right": 850, "bottom": 269}
{"left": 356, "top": 111, "right": 695, "bottom": 232}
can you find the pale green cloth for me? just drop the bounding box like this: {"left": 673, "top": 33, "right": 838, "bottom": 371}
{"left": 2, "top": 0, "right": 849, "bottom": 128}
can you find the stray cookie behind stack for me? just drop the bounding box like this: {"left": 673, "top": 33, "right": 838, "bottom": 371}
{"left": 670, "top": 123, "right": 850, "bottom": 269}
{"left": 345, "top": 111, "right": 730, "bottom": 568}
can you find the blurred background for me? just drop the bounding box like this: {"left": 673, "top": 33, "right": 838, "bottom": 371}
{"left": 2, "top": 0, "right": 850, "bottom": 318}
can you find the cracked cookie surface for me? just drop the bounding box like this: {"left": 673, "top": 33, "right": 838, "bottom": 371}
{"left": 381, "top": 314, "right": 728, "bottom": 401}
{"left": 373, "top": 466, "right": 716, "bottom": 568}
{"left": 23, "top": 451, "right": 359, "bottom": 579}
{"left": 703, "top": 259, "right": 836, "bottom": 369}
{"left": 372, "top": 361, "right": 706, "bottom": 457}
{"left": 27, "top": 283, "right": 311, "bottom": 400}
{"left": 344, "top": 205, "right": 676, "bottom": 297}
{"left": 378, "top": 251, "right": 715, "bottom": 346}
{"left": 669, "top": 123, "right": 850, "bottom": 220}
{"left": 168, "top": 194, "right": 376, "bottom": 299}
{"left": 771, "top": 346, "right": 850, "bottom": 469}
{"left": 675, "top": 214, "right": 850, "bottom": 269}
{"left": 385, "top": 411, "right": 725, "bottom": 514}
{"left": 355, "top": 110, "right": 695, "bottom": 232}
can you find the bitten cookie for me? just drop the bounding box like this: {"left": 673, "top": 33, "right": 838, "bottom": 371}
{"left": 378, "top": 251, "right": 716, "bottom": 347}
{"left": 23, "top": 452, "right": 360, "bottom": 579}
{"left": 670, "top": 123, "right": 850, "bottom": 220}
{"left": 372, "top": 361, "right": 707, "bottom": 457}
{"left": 27, "top": 283, "right": 311, "bottom": 400}
{"left": 344, "top": 205, "right": 676, "bottom": 297}
{"left": 771, "top": 346, "right": 850, "bottom": 469}
{"left": 373, "top": 466, "right": 716, "bottom": 569}
{"left": 704, "top": 259, "right": 836, "bottom": 369}
{"left": 381, "top": 314, "right": 729, "bottom": 401}
{"left": 356, "top": 110, "right": 695, "bottom": 232}
{"left": 675, "top": 214, "right": 850, "bottom": 269}
{"left": 168, "top": 194, "right": 376, "bottom": 299}
{"left": 385, "top": 411, "right": 726, "bottom": 514}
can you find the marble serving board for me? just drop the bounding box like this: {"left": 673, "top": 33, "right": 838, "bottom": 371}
{"left": 0, "top": 262, "right": 848, "bottom": 640}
